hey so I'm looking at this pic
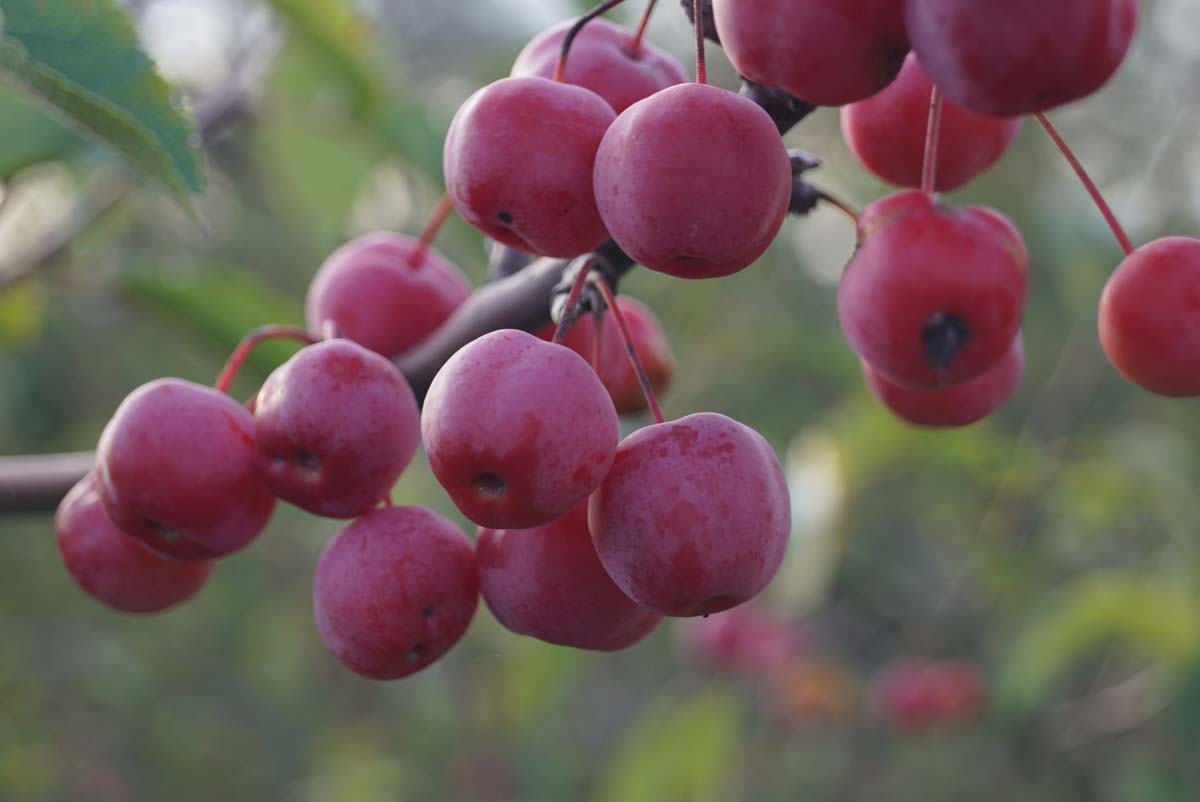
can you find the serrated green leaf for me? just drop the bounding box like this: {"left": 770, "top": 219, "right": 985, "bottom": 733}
{"left": 0, "top": 0, "right": 203, "bottom": 203}
{"left": 121, "top": 264, "right": 304, "bottom": 385}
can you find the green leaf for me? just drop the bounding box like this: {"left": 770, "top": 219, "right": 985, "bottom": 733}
{"left": 0, "top": 0, "right": 203, "bottom": 202}
{"left": 0, "top": 83, "right": 82, "bottom": 179}
{"left": 121, "top": 264, "right": 304, "bottom": 384}
{"left": 597, "top": 691, "right": 744, "bottom": 802}
{"left": 999, "top": 573, "right": 1200, "bottom": 710}
{"left": 264, "top": 0, "right": 442, "bottom": 176}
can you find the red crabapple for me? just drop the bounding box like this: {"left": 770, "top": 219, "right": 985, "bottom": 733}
{"left": 511, "top": 18, "right": 688, "bottom": 114}
{"left": 254, "top": 339, "right": 420, "bottom": 518}
{"left": 593, "top": 83, "right": 792, "bottom": 279}
{"left": 1099, "top": 237, "right": 1200, "bottom": 396}
{"left": 305, "top": 232, "right": 470, "bottom": 357}
{"left": 55, "top": 474, "right": 212, "bottom": 613}
{"left": 677, "top": 601, "right": 807, "bottom": 677}
{"left": 589, "top": 412, "right": 791, "bottom": 617}
{"left": 96, "top": 378, "right": 276, "bottom": 562}
{"left": 841, "top": 54, "right": 1021, "bottom": 191}
{"left": 476, "top": 501, "right": 661, "bottom": 650}
{"left": 712, "top": 0, "right": 908, "bottom": 106}
{"left": 314, "top": 506, "right": 479, "bottom": 680}
{"left": 863, "top": 335, "right": 1024, "bottom": 427}
{"left": 422, "top": 329, "right": 619, "bottom": 529}
{"left": 597, "top": 296, "right": 675, "bottom": 415}
{"left": 838, "top": 191, "right": 1028, "bottom": 390}
{"left": 443, "top": 76, "right": 615, "bottom": 257}
{"left": 871, "top": 658, "right": 986, "bottom": 729}
{"left": 905, "top": 0, "right": 1138, "bottom": 117}
{"left": 536, "top": 296, "right": 674, "bottom": 415}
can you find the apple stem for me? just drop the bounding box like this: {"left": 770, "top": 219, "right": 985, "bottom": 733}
{"left": 692, "top": 0, "right": 707, "bottom": 85}
{"left": 629, "top": 0, "right": 659, "bottom": 58}
{"left": 920, "top": 85, "right": 944, "bottom": 194}
{"left": 1035, "top": 112, "right": 1135, "bottom": 257}
{"left": 591, "top": 306, "right": 606, "bottom": 373}
{"left": 554, "top": 0, "right": 629, "bottom": 83}
{"left": 589, "top": 274, "right": 665, "bottom": 424}
{"left": 214, "top": 325, "right": 318, "bottom": 395}
{"left": 409, "top": 193, "right": 454, "bottom": 268}
{"left": 552, "top": 256, "right": 597, "bottom": 345}
{"left": 815, "top": 189, "right": 861, "bottom": 226}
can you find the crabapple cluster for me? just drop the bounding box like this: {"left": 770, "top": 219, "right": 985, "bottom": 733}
{"left": 55, "top": 0, "right": 1192, "bottom": 684}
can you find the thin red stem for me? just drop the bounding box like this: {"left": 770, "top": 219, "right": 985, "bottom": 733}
{"left": 589, "top": 276, "right": 665, "bottom": 424}
{"left": 921, "top": 86, "right": 944, "bottom": 194}
{"left": 692, "top": 0, "right": 707, "bottom": 84}
{"left": 591, "top": 307, "right": 606, "bottom": 373}
{"left": 409, "top": 193, "right": 454, "bottom": 267}
{"left": 554, "top": 0, "right": 628, "bottom": 82}
{"left": 816, "top": 189, "right": 861, "bottom": 226}
{"left": 552, "top": 257, "right": 596, "bottom": 345}
{"left": 214, "top": 324, "right": 317, "bottom": 394}
{"left": 1035, "top": 112, "right": 1135, "bottom": 256}
{"left": 629, "top": 0, "right": 659, "bottom": 57}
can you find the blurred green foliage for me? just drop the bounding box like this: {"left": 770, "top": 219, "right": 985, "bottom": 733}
{"left": 2, "top": 0, "right": 1200, "bottom": 800}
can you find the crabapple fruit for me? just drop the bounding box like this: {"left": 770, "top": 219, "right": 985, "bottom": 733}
{"left": 536, "top": 296, "right": 674, "bottom": 415}
{"left": 676, "top": 601, "right": 806, "bottom": 677}
{"left": 511, "top": 18, "right": 688, "bottom": 114}
{"left": 313, "top": 506, "right": 479, "bottom": 680}
{"left": 443, "top": 76, "right": 615, "bottom": 257}
{"left": 593, "top": 83, "right": 792, "bottom": 279}
{"left": 841, "top": 54, "right": 1021, "bottom": 191}
{"left": 589, "top": 412, "right": 791, "bottom": 617}
{"left": 55, "top": 474, "right": 212, "bottom": 613}
{"left": 905, "top": 0, "right": 1138, "bottom": 117}
{"left": 1099, "top": 237, "right": 1200, "bottom": 397}
{"left": 422, "top": 329, "right": 619, "bottom": 529}
{"left": 96, "top": 378, "right": 276, "bottom": 562}
{"left": 476, "top": 501, "right": 661, "bottom": 650}
{"left": 304, "top": 232, "right": 470, "bottom": 356}
{"left": 253, "top": 339, "right": 420, "bottom": 518}
{"left": 712, "top": 0, "right": 908, "bottom": 106}
{"left": 872, "top": 658, "right": 986, "bottom": 729}
{"left": 838, "top": 191, "right": 1028, "bottom": 390}
{"left": 863, "top": 335, "right": 1024, "bottom": 427}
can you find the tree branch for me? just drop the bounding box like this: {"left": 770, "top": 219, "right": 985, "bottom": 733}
{"left": 0, "top": 42, "right": 823, "bottom": 515}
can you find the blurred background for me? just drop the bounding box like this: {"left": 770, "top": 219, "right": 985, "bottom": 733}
{"left": 3, "top": 0, "right": 1200, "bottom": 799}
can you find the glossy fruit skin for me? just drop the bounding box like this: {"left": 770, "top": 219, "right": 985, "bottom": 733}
{"left": 593, "top": 83, "right": 791, "bottom": 279}
{"left": 872, "top": 658, "right": 986, "bottom": 729}
{"left": 55, "top": 474, "right": 212, "bottom": 613}
{"left": 712, "top": 0, "right": 908, "bottom": 106}
{"left": 422, "top": 329, "right": 620, "bottom": 529}
{"left": 96, "top": 378, "right": 276, "bottom": 562}
{"left": 305, "top": 232, "right": 470, "bottom": 357}
{"left": 1099, "top": 237, "right": 1200, "bottom": 396}
{"left": 864, "top": 335, "right": 1024, "bottom": 427}
{"left": 841, "top": 54, "right": 1021, "bottom": 191}
{"left": 536, "top": 296, "right": 674, "bottom": 415}
{"left": 838, "top": 191, "right": 1028, "bottom": 390}
{"left": 511, "top": 18, "right": 688, "bottom": 114}
{"left": 444, "top": 76, "right": 615, "bottom": 258}
{"left": 314, "top": 506, "right": 479, "bottom": 680}
{"left": 589, "top": 412, "right": 791, "bottom": 617}
{"left": 905, "top": 0, "right": 1138, "bottom": 117}
{"left": 476, "top": 501, "right": 661, "bottom": 650}
{"left": 254, "top": 339, "right": 420, "bottom": 518}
